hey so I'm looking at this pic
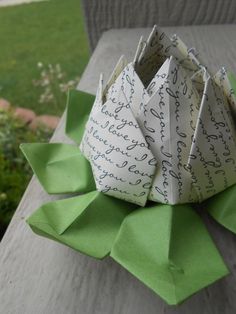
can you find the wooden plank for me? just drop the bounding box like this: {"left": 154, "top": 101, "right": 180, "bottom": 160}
{"left": 1, "top": 25, "right": 236, "bottom": 314}
{"left": 81, "top": 0, "right": 236, "bottom": 50}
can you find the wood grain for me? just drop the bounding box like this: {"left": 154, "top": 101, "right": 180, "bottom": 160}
{"left": 81, "top": 0, "right": 236, "bottom": 50}
{"left": 1, "top": 25, "right": 236, "bottom": 314}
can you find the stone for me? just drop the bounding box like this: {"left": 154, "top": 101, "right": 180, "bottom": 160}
{"left": 29, "top": 115, "right": 60, "bottom": 130}
{"left": 13, "top": 107, "right": 36, "bottom": 124}
{"left": 0, "top": 98, "right": 11, "bottom": 111}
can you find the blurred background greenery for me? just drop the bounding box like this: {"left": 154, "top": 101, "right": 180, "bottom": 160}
{"left": 0, "top": 0, "right": 89, "bottom": 115}
{"left": 0, "top": 0, "right": 89, "bottom": 238}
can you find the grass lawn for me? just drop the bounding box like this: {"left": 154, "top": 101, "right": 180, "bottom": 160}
{"left": 0, "top": 0, "right": 90, "bottom": 115}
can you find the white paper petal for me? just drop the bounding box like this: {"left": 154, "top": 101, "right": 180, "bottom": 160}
{"left": 135, "top": 25, "right": 201, "bottom": 88}
{"left": 93, "top": 74, "right": 104, "bottom": 111}
{"left": 106, "top": 62, "right": 146, "bottom": 118}
{"left": 104, "top": 55, "right": 127, "bottom": 97}
{"left": 137, "top": 56, "right": 200, "bottom": 204}
{"left": 135, "top": 25, "right": 174, "bottom": 87}
{"left": 80, "top": 87, "right": 157, "bottom": 206}
{"left": 188, "top": 77, "right": 236, "bottom": 201}
{"left": 171, "top": 35, "right": 203, "bottom": 74}
{"left": 214, "top": 68, "right": 236, "bottom": 117}
{"left": 133, "top": 36, "right": 145, "bottom": 65}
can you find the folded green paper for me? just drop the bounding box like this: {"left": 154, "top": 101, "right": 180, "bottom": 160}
{"left": 206, "top": 184, "right": 236, "bottom": 234}
{"left": 21, "top": 143, "right": 95, "bottom": 194}
{"left": 65, "top": 90, "right": 95, "bottom": 144}
{"left": 111, "top": 204, "right": 228, "bottom": 305}
{"left": 28, "top": 191, "right": 136, "bottom": 258}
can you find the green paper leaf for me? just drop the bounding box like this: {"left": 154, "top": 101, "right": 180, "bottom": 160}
{"left": 65, "top": 89, "right": 95, "bottom": 144}
{"left": 206, "top": 184, "right": 236, "bottom": 234}
{"left": 228, "top": 71, "right": 236, "bottom": 92}
{"left": 111, "top": 203, "right": 228, "bottom": 305}
{"left": 20, "top": 143, "right": 95, "bottom": 194}
{"left": 27, "top": 191, "right": 137, "bottom": 259}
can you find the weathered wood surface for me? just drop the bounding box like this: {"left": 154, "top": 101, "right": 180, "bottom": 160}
{"left": 1, "top": 25, "right": 236, "bottom": 314}
{"left": 81, "top": 0, "right": 236, "bottom": 50}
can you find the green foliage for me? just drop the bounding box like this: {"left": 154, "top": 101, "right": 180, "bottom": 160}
{"left": 0, "top": 110, "right": 52, "bottom": 238}
{"left": 0, "top": 0, "right": 89, "bottom": 115}
{"left": 0, "top": 0, "right": 89, "bottom": 237}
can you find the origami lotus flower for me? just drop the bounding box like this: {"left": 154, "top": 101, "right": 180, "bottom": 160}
{"left": 21, "top": 26, "right": 236, "bottom": 305}
{"left": 80, "top": 26, "right": 236, "bottom": 206}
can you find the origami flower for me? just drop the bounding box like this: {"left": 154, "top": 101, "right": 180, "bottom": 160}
{"left": 21, "top": 26, "right": 236, "bottom": 305}
{"left": 80, "top": 26, "right": 236, "bottom": 206}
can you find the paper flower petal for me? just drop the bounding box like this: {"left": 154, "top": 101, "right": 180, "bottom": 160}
{"left": 206, "top": 184, "right": 236, "bottom": 234}
{"left": 103, "top": 55, "right": 128, "bottom": 96}
{"left": 27, "top": 191, "right": 137, "bottom": 259}
{"left": 111, "top": 203, "right": 228, "bottom": 305}
{"left": 170, "top": 35, "right": 202, "bottom": 73}
{"left": 80, "top": 87, "right": 157, "bottom": 206}
{"left": 214, "top": 69, "right": 236, "bottom": 118}
{"left": 137, "top": 56, "right": 200, "bottom": 204}
{"left": 65, "top": 90, "right": 95, "bottom": 144}
{"left": 20, "top": 143, "right": 95, "bottom": 194}
{"left": 135, "top": 25, "right": 200, "bottom": 87}
{"left": 188, "top": 76, "right": 236, "bottom": 201}
{"left": 105, "top": 62, "right": 146, "bottom": 118}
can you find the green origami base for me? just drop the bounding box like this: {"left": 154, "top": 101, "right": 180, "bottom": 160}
{"left": 20, "top": 89, "right": 236, "bottom": 305}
